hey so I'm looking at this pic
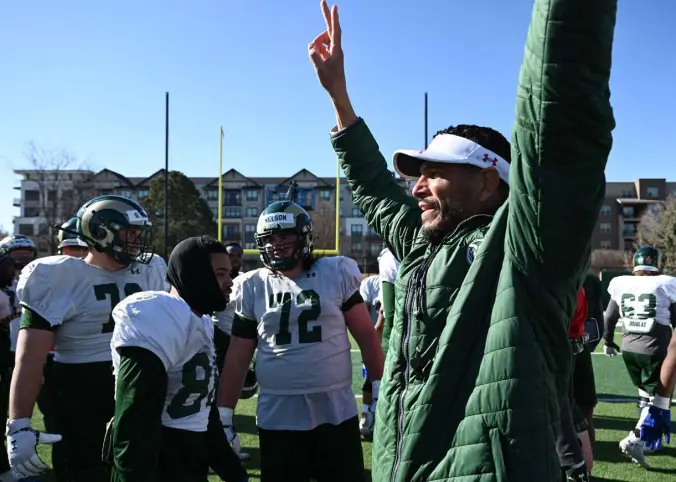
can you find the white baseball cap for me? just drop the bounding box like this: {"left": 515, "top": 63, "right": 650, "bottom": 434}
{"left": 393, "top": 133, "right": 510, "bottom": 185}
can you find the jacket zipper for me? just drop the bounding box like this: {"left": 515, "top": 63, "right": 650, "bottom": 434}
{"left": 390, "top": 215, "right": 491, "bottom": 482}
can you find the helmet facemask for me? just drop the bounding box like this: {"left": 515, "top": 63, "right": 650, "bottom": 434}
{"left": 256, "top": 229, "right": 310, "bottom": 271}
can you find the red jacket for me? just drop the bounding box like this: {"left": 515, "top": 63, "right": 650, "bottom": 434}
{"left": 569, "top": 287, "right": 588, "bottom": 339}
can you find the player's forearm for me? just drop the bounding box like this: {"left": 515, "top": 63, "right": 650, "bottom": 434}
{"left": 9, "top": 328, "right": 53, "bottom": 419}
{"left": 217, "top": 336, "right": 255, "bottom": 408}
{"left": 603, "top": 300, "right": 620, "bottom": 343}
{"left": 352, "top": 326, "right": 384, "bottom": 381}
{"left": 655, "top": 333, "right": 676, "bottom": 399}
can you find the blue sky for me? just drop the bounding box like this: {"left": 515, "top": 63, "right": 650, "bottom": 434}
{"left": 1, "top": 1, "right": 674, "bottom": 233}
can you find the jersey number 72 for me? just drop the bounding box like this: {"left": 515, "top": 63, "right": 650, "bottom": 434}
{"left": 93, "top": 283, "right": 143, "bottom": 334}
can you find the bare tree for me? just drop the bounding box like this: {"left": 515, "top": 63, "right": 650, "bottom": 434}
{"left": 591, "top": 249, "right": 631, "bottom": 271}
{"left": 310, "top": 211, "right": 339, "bottom": 253}
{"left": 23, "top": 141, "right": 94, "bottom": 254}
{"left": 637, "top": 196, "right": 676, "bottom": 274}
{"left": 0, "top": 226, "right": 9, "bottom": 239}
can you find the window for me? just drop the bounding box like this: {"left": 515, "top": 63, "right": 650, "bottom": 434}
{"left": 37, "top": 241, "right": 49, "bottom": 253}
{"left": 599, "top": 223, "right": 611, "bottom": 233}
{"left": 621, "top": 189, "right": 633, "bottom": 198}
{"left": 244, "top": 242, "right": 256, "bottom": 250}
{"left": 38, "top": 224, "right": 50, "bottom": 235}
{"left": 245, "top": 190, "right": 259, "bottom": 202}
{"left": 245, "top": 207, "right": 258, "bottom": 218}
{"left": 137, "top": 190, "right": 149, "bottom": 200}
{"left": 622, "top": 206, "right": 635, "bottom": 218}
{"left": 206, "top": 190, "right": 218, "bottom": 200}
{"left": 599, "top": 240, "right": 612, "bottom": 249}
{"left": 350, "top": 224, "right": 363, "bottom": 236}
{"left": 224, "top": 190, "right": 241, "bottom": 206}
{"left": 18, "top": 224, "right": 33, "bottom": 235}
{"left": 370, "top": 242, "right": 383, "bottom": 256}
{"left": 623, "top": 224, "right": 636, "bottom": 235}
{"left": 24, "top": 207, "right": 40, "bottom": 217}
{"left": 47, "top": 190, "right": 57, "bottom": 201}
{"left": 351, "top": 208, "right": 361, "bottom": 217}
{"left": 120, "top": 189, "right": 132, "bottom": 199}
{"left": 600, "top": 205, "right": 611, "bottom": 216}
{"left": 245, "top": 223, "right": 256, "bottom": 243}
{"left": 211, "top": 207, "right": 218, "bottom": 219}
{"left": 223, "top": 224, "right": 240, "bottom": 240}
{"left": 646, "top": 187, "right": 659, "bottom": 198}
{"left": 647, "top": 203, "right": 662, "bottom": 214}
{"left": 24, "top": 190, "right": 39, "bottom": 202}
{"left": 351, "top": 241, "right": 362, "bottom": 252}
{"left": 319, "top": 189, "right": 331, "bottom": 201}
{"left": 224, "top": 207, "right": 241, "bottom": 218}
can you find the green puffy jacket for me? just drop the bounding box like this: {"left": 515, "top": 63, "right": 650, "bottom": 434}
{"left": 331, "top": 0, "right": 616, "bottom": 480}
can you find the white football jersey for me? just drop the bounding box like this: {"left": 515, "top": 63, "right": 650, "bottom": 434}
{"left": 378, "top": 248, "right": 399, "bottom": 305}
{"left": 360, "top": 275, "right": 381, "bottom": 325}
{"left": 233, "top": 256, "right": 361, "bottom": 395}
{"left": 608, "top": 274, "right": 676, "bottom": 334}
{"left": 112, "top": 291, "right": 217, "bottom": 432}
{"left": 17, "top": 254, "right": 167, "bottom": 363}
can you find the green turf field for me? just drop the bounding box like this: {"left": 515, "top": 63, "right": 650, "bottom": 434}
{"left": 30, "top": 339, "right": 676, "bottom": 481}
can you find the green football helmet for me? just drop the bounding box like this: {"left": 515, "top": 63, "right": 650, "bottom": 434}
{"left": 76, "top": 195, "right": 153, "bottom": 266}
{"left": 255, "top": 201, "right": 314, "bottom": 270}
{"left": 633, "top": 246, "right": 661, "bottom": 273}
{"left": 57, "top": 217, "right": 89, "bottom": 254}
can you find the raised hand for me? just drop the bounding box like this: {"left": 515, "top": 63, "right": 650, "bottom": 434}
{"left": 308, "top": 1, "right": 347, "bottom": 101}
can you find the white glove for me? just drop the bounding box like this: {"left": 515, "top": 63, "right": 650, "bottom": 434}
{"left": 218, "top": 407, "right": 250, "bottom": 461}
{"left": 6, "top": 418, "right": 61, "bottom": 478}
{"left": 603, "top": 344, "right": 618, "bottom": 357}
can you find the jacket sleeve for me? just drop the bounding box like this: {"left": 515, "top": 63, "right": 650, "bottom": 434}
{"left": 331, "top": 119, "right": 421, "bottom": 261}
{"left": 207, "top": 401, "right": 248, "bottom": 482}
{"left": 506, "top": 0, "right": 616, "bottom": 285}
{"left": 112, "top": 347, "right": 168, "bottom": 482}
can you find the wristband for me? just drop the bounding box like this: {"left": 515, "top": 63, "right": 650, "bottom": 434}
{"left": 653, "top": 395, "right": 671, "bottom": 410}
{"left": 372, "top": 380, "right": 381, "bottom": 399}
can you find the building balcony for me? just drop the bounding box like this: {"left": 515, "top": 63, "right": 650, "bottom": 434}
{"left": 13, "top": 198, "right": 21, "bottom": 207}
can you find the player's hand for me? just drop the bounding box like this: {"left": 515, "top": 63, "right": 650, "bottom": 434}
{"left": 639, "top": 398, "right": 672, "bottom": 451}
{"left": 603, "top": 342, "right": 620, "bottom": 357}
{"left": 308, "top": 1, "right": 347, "bottom": 100}
{"left": 6, "top": 418, "right": 61, "bottom": 478}
{"left": 218, "top": 407, "right": 250, "bottom": 461}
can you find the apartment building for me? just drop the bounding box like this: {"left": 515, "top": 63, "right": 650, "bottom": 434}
{"left": 12, "top": 167, "right": 411, "bottom": 269}
{"left": 593, "top": 178, "right": 676, "bottom": 251}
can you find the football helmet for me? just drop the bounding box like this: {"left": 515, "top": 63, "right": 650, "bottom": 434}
{"left": 76, "top": 195, "right": 154, "bottom": 266}
{"left": 0, "top": 235, "right": 37, "bottom": 271}
{"left": 255, "top": 201, "right": 314, "bottom": 270}
{"left": 633, "top": 246, "right": 661, "bottom": 273}
{"left": 56, "top": 217, "right": 89, "bottom": 254}
{"left": 239, "top": 368, "right": 258, "bottom": 400}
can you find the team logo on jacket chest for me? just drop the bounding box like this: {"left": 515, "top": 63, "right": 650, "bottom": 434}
{"left": 466, "top": 238, "right": 484, "bottom": 265}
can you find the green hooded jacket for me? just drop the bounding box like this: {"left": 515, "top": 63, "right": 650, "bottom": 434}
{"left": 330, "top": 0, "right": 616, "bottom": 480}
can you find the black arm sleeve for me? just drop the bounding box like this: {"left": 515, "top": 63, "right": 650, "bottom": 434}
{"left": 603, "top": 300, "right": 621, "bottom": 344}
{"left": 207, "top": 401, "right": 248, "bottom": 481}
{"left": 111, "top": 347, "right": 168, "bottom": 482}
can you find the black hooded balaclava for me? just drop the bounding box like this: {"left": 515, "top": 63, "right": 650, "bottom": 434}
{"left": 166, "top": 236, "right": 228, "bottom": 316}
